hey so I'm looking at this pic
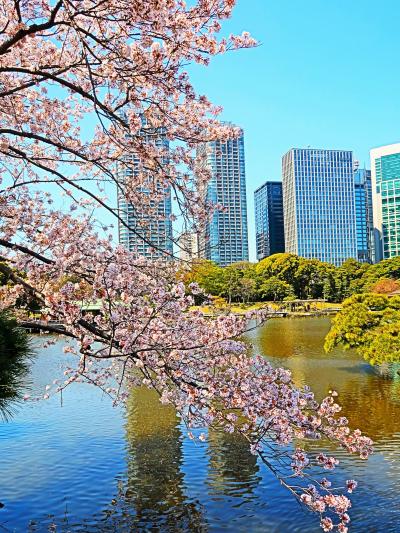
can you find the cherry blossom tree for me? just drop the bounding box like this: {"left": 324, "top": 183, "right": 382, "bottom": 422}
{"left": 0, "top": 2, "right": 372, "bottom": 530}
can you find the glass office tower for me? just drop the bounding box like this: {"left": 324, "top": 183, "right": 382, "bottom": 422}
{"left": 354, "top": 167, "right": 373, "bottom": 263}
{"left": 282, "top": 148, "right": 357, "bottom": 267}
{"left": 254, "top": 181, "right": 285, "bottom": 261}
{"left": 370, "top": 143, "right": 400, "bottom": 261}
{"left": 117, "top": 123, "right": 173, "bottom": 259}
{"left": 199, "top": 127, "right": 249, "bottom": 266}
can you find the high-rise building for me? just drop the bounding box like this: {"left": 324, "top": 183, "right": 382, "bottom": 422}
{"left": 178, "top": 232, "right": 199, "bottom": 262}
{"left": 117, "top": 123, "right": 173, "bottom": 259}
{"left": 198, "top": 127, "right": 248, "bottom": 266}
{"left": 254, "top": 181, "right": 285, "bottom": 261}
{"left": 282, "top": 148, "right": 357, "bottom": 267}
{"left": 370, "top": 143, "right": 400, "bottom": 262}
{"left": 354, "top": 166, "right": 373, "bottom": 263}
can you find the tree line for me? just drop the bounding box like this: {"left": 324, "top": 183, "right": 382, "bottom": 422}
{"left": 182, "top": 253, "right": 400, "bottom": 304}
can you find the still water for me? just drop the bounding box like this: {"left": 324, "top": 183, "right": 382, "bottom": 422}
{"left": 1, "top": 317, "right": 400, "bottom": 532}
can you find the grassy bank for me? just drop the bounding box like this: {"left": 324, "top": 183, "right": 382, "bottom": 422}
{"left": 193, "top": 300, "right": 342, "bottom": 316}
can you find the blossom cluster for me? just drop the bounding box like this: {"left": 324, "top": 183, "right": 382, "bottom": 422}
{"left": 0, "top": 2, "right": 373, "bottom": 530}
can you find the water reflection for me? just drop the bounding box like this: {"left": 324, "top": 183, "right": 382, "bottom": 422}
{"left": 1, "top": 322, "right": 400, "bottom": 532}
{"left": 105, "top": 387, "right": 207, "bottom": 531}
{"left": 207, "top": 430, "right": 260, "bottom": 497}
{"left": 249, "top": 316, "right": 334, "bottom": 359}
{"left": 249, "top": 317, "right": 400, "bottom": 443}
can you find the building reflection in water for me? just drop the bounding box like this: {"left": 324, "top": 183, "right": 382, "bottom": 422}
{"left": 112, "top": 386, "right": 207, "bottom": 531}
{"left": 206, "top": 428, "right": 261, "bottom": 497}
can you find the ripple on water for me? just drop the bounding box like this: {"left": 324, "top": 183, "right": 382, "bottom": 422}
{"left": 1, "top": 323, "right": 400, "bottom": 532}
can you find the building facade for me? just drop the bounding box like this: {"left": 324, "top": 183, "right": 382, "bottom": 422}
{"left": 199, "top": 127, "right": 248, "bottom": 266}
{"left": 370, "top": 143, "right": 400, "bottom": 261}
{"left": 117, "top": 124, "right": 173, "bottom": 259}
{"left": 254, "top": 181, "right": 285, "bottom": 261}
{"left": 282, "top": 148, "right": 357, "bottom": 266}
{"left": 178, "top": 232, "right": 199, "bottom": 262}
{"left": 354, "top": 167, "right": 373, "bottom": 263}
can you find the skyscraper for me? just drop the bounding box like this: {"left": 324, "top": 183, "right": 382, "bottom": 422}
{"left": 117, "top": 123, "right": 173, "bottom": 259}
{"left": 354, "top": 166, "right": 373, "bottom": 263}
{"left": 370, "top": 143, "right": 400, "bottom": 261}
{"left": 282, "top": 148, "right": 357, "bottom": 267}
{"left": 178, "top": 232, "right": 199, "bottom": 262}
{"left": 199, "top": 127, "right": 248, "bottom": 266}
{"left": 254, "top": 181, "right": 285, "bottom": 261}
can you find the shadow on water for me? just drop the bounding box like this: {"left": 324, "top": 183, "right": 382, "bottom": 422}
{"left": 337, "top": 362, "right": 376, "bottom": 375}
{"left": 0, "top": 313, "right": 33, "bottom": 421}
{"left": 12, "top": 385, "right": 207, "bottom": 532}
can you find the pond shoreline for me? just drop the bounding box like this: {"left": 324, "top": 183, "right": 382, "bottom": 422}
{"left": 17, "top": 308, "right": 341, "bottom": 335}
{"left": 198, "top": 308, "right": 341, "bottom": 318}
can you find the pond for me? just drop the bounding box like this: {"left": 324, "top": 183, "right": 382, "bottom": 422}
{"left": 0, "top": 317, "right": 399, "bottom": 532}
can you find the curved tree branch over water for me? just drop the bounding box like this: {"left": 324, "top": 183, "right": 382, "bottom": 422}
{"left": 0, "top": 2, "right": 372, "bottom": 531}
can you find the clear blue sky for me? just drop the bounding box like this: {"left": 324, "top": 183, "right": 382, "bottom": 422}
{"left": 189, "top": 0, "right": 400, "bottom": 261}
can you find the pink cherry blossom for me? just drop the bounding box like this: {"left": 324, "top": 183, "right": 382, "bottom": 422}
{"left": 0, "top": 2, "right": 372, "bottom": 531}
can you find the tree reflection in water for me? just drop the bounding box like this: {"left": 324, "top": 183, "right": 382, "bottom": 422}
{"left": 249, "top": 317, "right": 400, "bottom": 442}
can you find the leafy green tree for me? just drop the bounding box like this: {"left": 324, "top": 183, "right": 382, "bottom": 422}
{"left": 238, "top": 277, "right": 257, "bottom": 304}
{"left": 258, "top": 277, "right": 294, "bottom": 302}
{"left": 183, "top": 260, "right": 257, "bottom": 304}
{"left": 222, "top": 264, "right": 243, "bottom": 304}
{"left": 322, "top": 271, "right": 337, "bottom": 301}
{"left": 221, "top": 262, "right": 256, "bottom": 303}
{"left": 181, "top": 260, "right": 225, "bottom": 300}
{"left": 325, "top": 293, "right": 400, "bottom": 365}
{"left": 296, "top": 259, "right": 334, "bottom": 300}
{"left": 358, "top": 256, "right": 400, "bottom": 292}
{"left": 256, "top": 254, "right": 335, "bottom": 301}
{"left": 256, "top": 253, "right": 301, "bottom": 294}
{"left": 333, "top": 258, "right": 370, "bottom": 301}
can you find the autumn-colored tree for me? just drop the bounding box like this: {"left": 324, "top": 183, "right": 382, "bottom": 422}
{"left": 0, "top": 3, "right": 371, "bottom": 530}
{"left": 370, "top": 278, "right": 400, "bottom": 295}
{"left": 355, "top": 256, "right": 400, "bottom": 293}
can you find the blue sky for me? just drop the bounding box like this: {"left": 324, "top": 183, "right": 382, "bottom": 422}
{"left": 189, "top": 0, "right": 400, "bottom": 260}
